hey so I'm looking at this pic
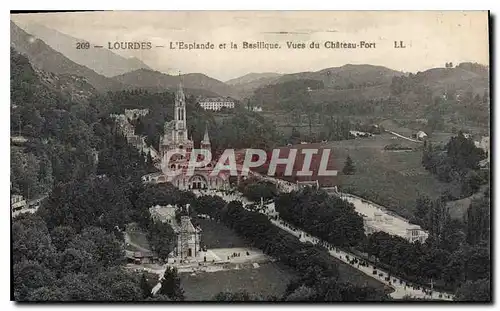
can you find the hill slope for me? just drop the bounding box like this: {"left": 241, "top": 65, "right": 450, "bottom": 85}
{"left": 226, "top": 72, "right": 282, "bottom": 85}
{"left": 242, "top": 64, "right": 403, "bottom": 100}
{"left": 10, "top": 21, "right": 128, "bottom": 92}
{"left": 112, "top": 69, "right": 240, "bottom": 99}
{"left": 17, "top": 22, "right": 152, "bottom": 77}
{"left": 277, "top": 64, "right": 404, "bottom": 89}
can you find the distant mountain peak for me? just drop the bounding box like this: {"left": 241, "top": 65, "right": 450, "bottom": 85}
{"left": 15, "top": 21, "right": 152, "bottom": 77}
{"left": 225, "top": 72, "right": 282, "bottom": 86}
{"left": 11, "top": 20, "right": 128, "bottom": 93}
{"left": 112, "top": 69, "right": 241, "bottom": 99}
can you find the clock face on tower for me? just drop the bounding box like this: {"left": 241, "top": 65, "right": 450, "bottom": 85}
{"left": 178, "top": 121, "right": 184, "bottom": 129}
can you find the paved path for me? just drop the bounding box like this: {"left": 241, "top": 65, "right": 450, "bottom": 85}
{"left": 387, "top": 130, "right": 423, "bottom": 143}
{"left": 124, "top": 232, "right": 151, "bottom": 253}
{"left": 271, "top": 219, "right": 452, "bottom": 300}
{"left": 198, "top": 189, "right": 454, "bottom": 301}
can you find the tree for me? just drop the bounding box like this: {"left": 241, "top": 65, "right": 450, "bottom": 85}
{"left": 148, "top": 221, "right": 176, "bottom": 260}
{"left": 58, "top": 248, "right": 96, "bottom": 274}
{"left": 158, "top": 267, "right": 184, "bottom": 301}
{"left": 461, "top": 170, "right": 484, "bottom": 197}
{"left": 446, "top": 133, "right": 486, "bottom": 172}
{"left": 284, "top": 285, "right": 317, "bottom": 301}
{"left": 465, "top": 197, "right": 490, "bottom": 245}
{"left": 274, "top": 188, "right": 364, "bottom": 247}
{"left": 109, "top": 280, "right": 143, "bottom": 301}
{"left": 189, "top": 195, "right": 226, "bottom": 220}
{"left": 455, "top": 279, "right": 491, "bottom": 302}
{"left": 40, "top": 177, "right": 132, "bottom": 232}
{"left": 464, "top": 246, "right": 490, "bottom": 281}
{"left": 13, "top": 260, "right": 56, "bottom": 300}
{"left": 290, "top": 126, "right": 301, "bottom": 144}
{"left": 140, "top": 272, "right": 154, "bottom": 299}
{"left": 11, "top": 149, "right": 42, "bottom": 199}
{"left": 50, "top": 226, "right": 76, "bottom": 252}
{"left": 240, "top": 180, "right": 277, "bottom": 201}
{"left": 415, "top": 196, "right": 432, "bottom": 222}
{"left": 213, "top": 291, "right": 264, "bottom": 301}
{"left": 12, "top": 214, "right": 56, "bottom": 266}
{"left": 428, "top": 110, "right": 445, "bottom": 132}
{"left": 342, "top": 156, "right": 355, "bottom": 175}
{"left": 68, "top": 226, "right": 124, "bottom": 267}
{"left": 24, "top": 286, "right": 69, "bottom": 301}
{"left": 145, "top": 294, "right": 171, "bottom": 301}
{"left": 56, "top": 273, "right": 110, "bottom": 301}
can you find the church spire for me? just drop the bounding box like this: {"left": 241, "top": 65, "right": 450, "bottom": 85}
{"left": 202, "top": 123, "right": 210, "bottom": 145}
{"left": 176, "top": 70, "right": 185, "bottom": 103}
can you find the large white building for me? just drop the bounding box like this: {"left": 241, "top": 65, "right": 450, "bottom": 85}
{"left": 198, "top": 97, "right": 235, "bottom": 111}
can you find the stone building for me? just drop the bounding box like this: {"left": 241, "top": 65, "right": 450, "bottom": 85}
{"left": 149, "top": 205, "right": 202, "bottom": 260}
{"left": 146, "top": 79, "right": 231, "bottom": 190}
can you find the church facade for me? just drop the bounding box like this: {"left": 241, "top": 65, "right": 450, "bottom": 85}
{"left": 151, "top": 80, "right": 231, "bottom": 191}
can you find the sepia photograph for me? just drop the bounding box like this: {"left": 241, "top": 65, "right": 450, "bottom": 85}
{"left": 9, "top": 10, "right": 491, "bottom": 302}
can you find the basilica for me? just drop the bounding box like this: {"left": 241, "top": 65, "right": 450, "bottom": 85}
{"left": 142, "top": 81, "right": 231, "bottom": 191}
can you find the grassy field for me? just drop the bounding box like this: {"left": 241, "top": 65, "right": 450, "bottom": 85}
{"left": 125, "top": 224, "right": 152, "bottom": 252}
{"left": 181, "top": 255, "right": 390, "bottom": 301}
{"left": 326, "top": 133, "right": 455, "bottom": 218}
{"left": 196, "top": 218, "right": 249, "bottom": 249}
{"left": 128, "top": 231, "right": 150, "bottom": 247}
{"left": 446, "top": 184, "right": 489, "bottom": 219}
{"left": 193, "top": 218, "right": 389, "bottom": 298}
{"left": 181, "top": 262, "right": 296, "bottom": 301}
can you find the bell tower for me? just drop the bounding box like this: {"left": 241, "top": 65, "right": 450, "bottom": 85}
{"left": 174, "top": 73, "right": 188, "bottom": 144}
{"left": 201, "top": 123, "right": 211, "bottom": 150}
{"left": 201, "top": 123, "right": 211, "bottom": 162}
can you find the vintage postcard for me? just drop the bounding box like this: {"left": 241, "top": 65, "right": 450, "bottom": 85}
{"left": 10, "top": 11, "right": 490, "bottom": 302}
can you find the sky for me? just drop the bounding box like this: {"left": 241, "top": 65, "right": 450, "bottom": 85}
{"left": 11, "top": 11, "right": 489, "bottom": 81}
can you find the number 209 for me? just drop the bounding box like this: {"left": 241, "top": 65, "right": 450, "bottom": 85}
{"left": 76, "top": 42, "right": 90, "bottom": 49}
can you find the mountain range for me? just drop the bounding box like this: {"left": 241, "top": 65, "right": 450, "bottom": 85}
{"left": 16, "top": 22, "right": 152, "bottom": 77}
{"left": 112, "top": 69, "right": 241, "bottom": 99}
{"left": 10, "top": 21, "right": 127, "bottom": 93}
{"left": 10, "top": 20, "right": 489, "bottom": 112}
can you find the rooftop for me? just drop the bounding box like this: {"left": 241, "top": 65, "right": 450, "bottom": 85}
{"left": 199, "top": 97, "right": 235, "bottom": 102}
{"left": 150, "top": 204, "right": 176, "bottom": 220}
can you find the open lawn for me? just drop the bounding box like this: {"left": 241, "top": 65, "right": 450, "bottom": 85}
{"left": 181, "top": 262, "right": 296, "bottom": 301}
{"left": 326, "top": 133, "right": 455, "bottom": 218}
{"left": 192, "top": 218, "right": 389, "bottom": 298}
{"left": 125, "top": 225, "right": 152, "bottom": 252}
{"left": 128, "top": 231, "right": 150, "bottom": 248}
{"left": 181, "top": 255, "right": 390, "bottom": 301}
{"left": 195, "top": 218, "right": 249, "bottom": 249}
